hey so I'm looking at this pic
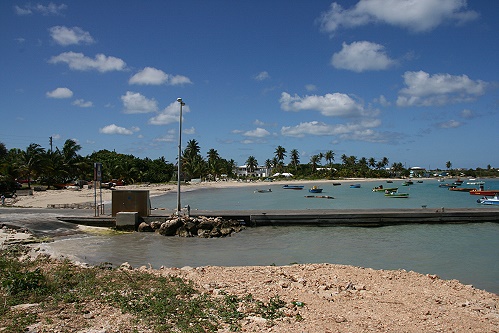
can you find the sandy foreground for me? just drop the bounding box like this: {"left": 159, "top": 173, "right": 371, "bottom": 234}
{"left": 1, "top": 180, "right": 498, "bottom": 332}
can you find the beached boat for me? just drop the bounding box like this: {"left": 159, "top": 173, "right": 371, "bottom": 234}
{"left": 309, "top": 186, "right": 323, "bottom": 193}
{"left": 372, "top": 186, "right": 398, "bottom": 192}
{"left": 350, "top": 184, "right": 361, "bottom": 188}
{"left": 304, "top": 195, "right": 334, "bottom": 199}
{"left": 384, "top": 191, "right": 409, "bottom": 198}
{"left": 477, "top": 195, "right": 499, "bottom": 205}
{"left": 282, "top": 185, "right": 304, "bottom": 190}
{"left": 254, "top": 189, "right": 272, "bottom": 193}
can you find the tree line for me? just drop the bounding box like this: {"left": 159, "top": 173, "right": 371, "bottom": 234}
{"left": 1, "top": 139, "right": 496, "bottom": 194}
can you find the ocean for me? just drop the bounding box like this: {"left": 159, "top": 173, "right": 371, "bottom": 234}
{"left": 39, "top": 178, "right": 499, "bottom": 294}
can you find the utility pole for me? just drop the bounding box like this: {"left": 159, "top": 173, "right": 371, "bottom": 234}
{"left": 49, "top": 136, "right": 53, "bottom": 152}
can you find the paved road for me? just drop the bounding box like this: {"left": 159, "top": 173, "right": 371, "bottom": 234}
{"left": 0, "top": 207, "right": 107, "bottom": 237}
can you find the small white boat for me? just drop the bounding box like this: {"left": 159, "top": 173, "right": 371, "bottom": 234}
{"left": 477, "top": 195, "right": 499, "bottom": 205}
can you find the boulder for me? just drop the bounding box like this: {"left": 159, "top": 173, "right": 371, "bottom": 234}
{"left": 157, "top": 219, "right": 182, "bottom": 236}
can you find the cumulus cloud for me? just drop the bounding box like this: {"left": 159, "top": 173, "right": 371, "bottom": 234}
{"left": 148, "top": 101, "right": 190, "bottom": 125}
{"left": 129, "top": 67, "right": 168, "bottom": 85}
{"left": 280, "top": 92, "right": 369, "bottom": 117}
{"left": 460, "top": 109, "right": 474, "bottom": 119}
{"left": 438, "top": 120, "right": 462, "bottom": 128}
{"left": 46, "top": 87, "right": 73, "bottom": 98}
{"left": 397, "top": 71, "right": 488, "bottom": 106}
{"left": 15, "top": 3, "right": 67, "bottom": 16}
{"left": 129, "top": 67, "right": 192, "bottom": 86}
{"left": 48, "top": 52, "right": 126, "bottom": 72}
{"left": 49, "top": 26, "right": 94, "bottom": 46}
{"left": 243, "top": 128, "right": 270, "bottom": 138}
{"left": 121, "top": 91, "right": 158, "bottom": 114}
{"left": 317, "top": 0, "right": 479, "bottom": 34}
{"left": 281, "top": 119, "right": 396, "bottom": 143}
{"left": 254, "top": 71, "right": 270, "bottom": 81}
{"left": 332, "top": 41, "right": 396, "bottom": 72}
{"left": 72, "top": 99, "right": 93, "bottom": 108}
{"left": 305, "top": 84, "right": 317, "bottom": 92}
{"left": 99, "top": 124, "right": 138, "bottom": 135}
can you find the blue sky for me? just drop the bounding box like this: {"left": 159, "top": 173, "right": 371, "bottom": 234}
{"left": 1, "top": 0, "right": 498, "bottom": 170}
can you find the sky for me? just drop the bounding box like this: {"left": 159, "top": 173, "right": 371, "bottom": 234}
{"left": 1, "top": 0, "right": 498, "bottom": 170}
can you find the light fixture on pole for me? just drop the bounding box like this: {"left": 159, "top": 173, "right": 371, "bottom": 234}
{"left": 176, "top": 97, "right": 185, "bottom": 215}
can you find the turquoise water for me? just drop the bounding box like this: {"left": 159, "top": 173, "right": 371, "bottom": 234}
{"left": 150, "top": 178, "right": 499, "bottom": 210}
{"left": 39, "top": 178, "right": 499, "bottom": 294}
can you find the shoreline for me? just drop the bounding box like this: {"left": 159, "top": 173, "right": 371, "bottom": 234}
{"left": 7, "top": 178, "right": 403, "bottom": 209}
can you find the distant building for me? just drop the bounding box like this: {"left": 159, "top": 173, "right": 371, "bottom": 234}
{"left": 235, "top": 165, "right": 270, "bottom": 178}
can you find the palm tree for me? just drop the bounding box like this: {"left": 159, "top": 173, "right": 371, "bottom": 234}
{"left": 309, "top": 154, "right": 320, "bottom": 173}
{"left": 206, "top": 148, "right": 220, "bottom": 180}
{"left": 324, "top": 150, "right": 334, "bottom": 167}
{"left": 274, "top": 145, "right": 286, "bottom": 165}
{"left": 245, "top": 156, "right": 258, "bottom": 174}
{"left": 290, "top": 149, "right": 300, "bottom": 171}
{"left": 368, "top": 157, "right": 376, "bottom": 169}
{"left": 265, "top": 159, "right": 273, "bottom": 176}
{"left": 18, "top": 143, "right": 46, "bottom": 188}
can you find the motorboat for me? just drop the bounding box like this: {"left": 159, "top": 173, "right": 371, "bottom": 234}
{"left": 254, "top": 189, "right": 272, "bottom": 193}
{"left": 282, "top": 185, "right": 304, "bottom": 190}
{"left": 304, "top": 195, "right": 334, "bottom": 199}
{"left": 372, "top": 186, "right": 398, "bottom": 192}
{"left": 477, "top": 195, "right": 499, "bottom": 205}
{"left": 309, "top": 186, "right": 323, "bottom": 193}
{"left": 350, "top": 184, "right": 361, "bottom": 188}
{"left": 384, "top": 191, "right": 409, "bottom": 198}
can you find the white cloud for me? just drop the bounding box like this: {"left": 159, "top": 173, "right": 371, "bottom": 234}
{"left": 129, "top": 67, "right": 168, "bottom": 85}
{"left": 46, "top": 87, "right": 73, "bottom": 98}
{"left": 243, "top": 128, "right": 270, "bottom": 138}
{"left": 49, "top": 26, "right": 95, "bottom": 46}
{"left": 280, "top": 119, "right": 394, "bottom": 143}
{"left": 121, "top": 91, "right": 158, "bottom": 114}
{"left": 15, "top": 3, "right": 67, "bottom": 16}
{"left": 72, "top": 99, "right": 93, "bottom": 108}
{"left": 148, "top": 101, "right": 190, "bottom": 125}
{"left": 438, "top": 120, "right": 462, "bottom": 128}
{"left": 183, "top": 127, "right": 196, "bottom": 135}
{"left": 317, "top": 0, "right": 479, "bottom": 34}
{"left": 305, "top": 84, "right": 317, "bottom": 92}
{"left": 49, "top": 52, "right": 126, "bottom": 72}
{"left": 332, "top": 41, "right": 396, "bottom": 72}
{"left": 280, "top": 92, "right": 368, "bottom": 117}
{"left": 168, "top": 75, "right": 192, "bottom": 86}
{"left": 254, "top": 71, "right": 270, "bottom": 81}
{"left": 460, "top": 109, "right": 474, "bottom": 119}
{"left": 129, "top": 67, "right": 192, "bottom": 86}
{"left": 397, "top": 71, "right": 488, "bottom": 106}
{"left": 99, "top": 124, "right": 137, "bottom": 135}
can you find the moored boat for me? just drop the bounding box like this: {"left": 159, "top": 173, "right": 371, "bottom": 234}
{"left": 309, "top": 186, "right": 323, "bottom": 193}
{"left": 477, "top": 195, "right": 499, "bottom": 205}
{"left": 254, "top": 189, "right": 272, "bottom": 193}
{"left": 350, "top": 184, "right": 361, "bottom": 188}
{"left": 304, "top": 195, "right": 334, "bottom": 199}
{"left": 385, "top": 191, "right": 409, "bottom": 198}
{"left": 282, "top": 185, "right": 304, "bottom": 190}
{"left": 470, "top": 189, "right": 499, "bottom": 196}
{"left": 372, "top": 186, "right": 398, "bottom": 192}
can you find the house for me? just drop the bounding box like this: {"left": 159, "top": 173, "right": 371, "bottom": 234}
{"left": 235, "top": 165, "right": 270, "bottom": 178}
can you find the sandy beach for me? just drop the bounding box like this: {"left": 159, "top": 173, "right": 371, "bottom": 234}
{"left": 1, "top": 179, "right": 498, "bottom": 332}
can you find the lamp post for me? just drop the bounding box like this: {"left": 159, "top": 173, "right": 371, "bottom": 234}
{"left": 176, "top": 97, "right": 185, "bottom": 215}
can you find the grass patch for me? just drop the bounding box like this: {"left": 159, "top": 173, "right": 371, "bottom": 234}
{"left": 0, "top": 245, "right": 287, "bottom": 332}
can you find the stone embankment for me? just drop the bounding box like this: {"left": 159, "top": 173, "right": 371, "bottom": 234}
{"left": 137, "top": 215, "right": 245, "bottom": 238}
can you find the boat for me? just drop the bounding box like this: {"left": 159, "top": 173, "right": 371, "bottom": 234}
{"left": 332, "top": 182, "right": 342, "bottom": 186}
{"left": 477, "top": 195, "right": 499, "bottom": 205}
{"left": 384, "top": 191, "right": 409, "bottom": 198}
{"left": 470, "top": 189, "right": 499, "bottom": 196}
{"left": 372, "top": 186, "right": 398, "bottom": 192}
{"left": 467, "top": 181, "right": 485, "bottom": 185}
{"left": 386, "top": 180, "right": 393, "bottom": 183}
{"left": 304, "top": 195, "right": 334, "bottom": 199}
{"left": 350, "top": 184, "right": 361, "bottom": 188}
{"left": 469, "top": 184, "right": 499, "bottom": 196}
{"left": 439, "top": 183, "right": 455, "bottom": 188}
{"left": 254, "top": 189, "right": 272, "bottom": 193}
{"left": 453, "top": 178, "right": 463, "bottom": 185}
{"left": 282, "top": 185, "right": 304, "bottom": 190}
{"left": 309, "top": 186, "right": 323, "bottom": 193}
{"left": 448, "top": 187, "right": 474, "bottom": 192}
{"left": 402, "top": 181, "right": 413, "bottom": 186}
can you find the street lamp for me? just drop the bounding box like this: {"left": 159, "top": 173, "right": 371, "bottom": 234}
{"left": 176, "top": 97, "right": 185, "bottom": 215}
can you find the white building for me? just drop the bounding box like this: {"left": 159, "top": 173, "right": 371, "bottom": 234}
{"left": 235, "top": 165, "right": 270, "bottom": 178}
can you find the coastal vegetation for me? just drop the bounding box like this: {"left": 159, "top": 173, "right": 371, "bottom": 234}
{"left": 0, "top": 140, "right": 497, "bottom": 194}
{"left": 0, "top": 245, "right": 286, "bottom": 332}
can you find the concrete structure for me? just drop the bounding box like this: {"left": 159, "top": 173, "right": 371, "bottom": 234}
{"left": 235, "top": 165, "right": 271, "bottom": 178}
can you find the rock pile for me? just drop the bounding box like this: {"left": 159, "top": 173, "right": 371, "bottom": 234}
{"left": 137, "top": 215, "right": 245, "bottom": 238}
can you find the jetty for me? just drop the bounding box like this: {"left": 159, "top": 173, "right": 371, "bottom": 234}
{"left": 55, "top": 207, "right": 499, "bottom": 228}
